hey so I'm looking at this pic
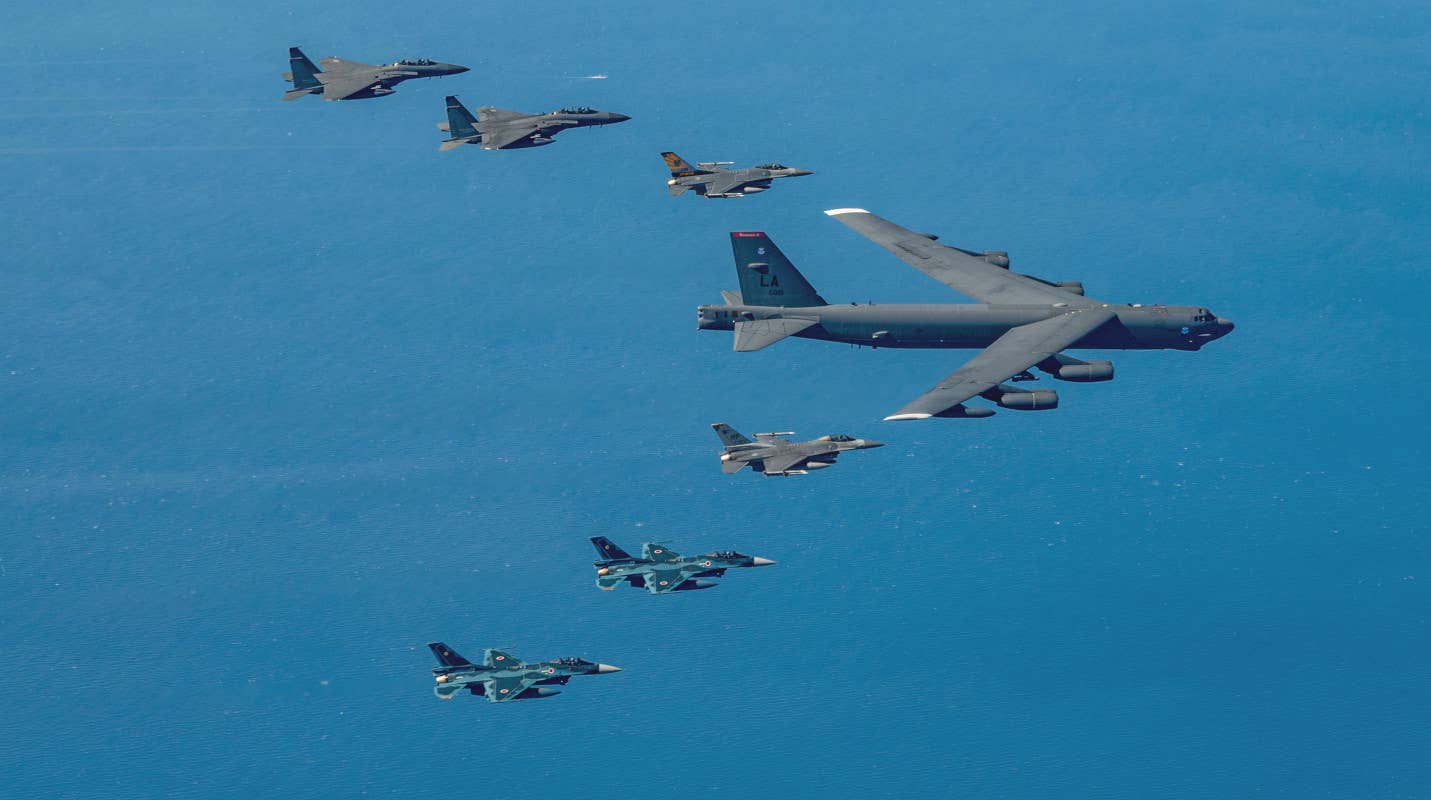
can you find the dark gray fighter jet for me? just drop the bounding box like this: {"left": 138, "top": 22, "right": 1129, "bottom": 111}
{"left": 591, "top": 537, "right": 775, "bottom": 593}
{"left": 712, "top": 423, "right": 883, "bottom": 476}
{"left": 437, "top": 96, "right": 631, "bottom": 151}
{"left": 428, "top": 642, "right": 620, "bottom": 703}
{"left": 661, "top": 151, "right": 813, "bottom": 198}
{"left": 697, "top": 210, "right": 1235, "bottom": 420}
{"left": 281, "top": 47, "right": 468, "bottom": 101}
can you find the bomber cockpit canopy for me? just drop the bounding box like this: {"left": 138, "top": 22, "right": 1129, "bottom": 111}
{"left": 755, "top": 163, "right": 788, "bottom": 170}
{"left": 1192, "top": 308, "right": 1216, "bottom": 323}
{"left": 398, "top": 58, "right": 436, "bottom": 66}
{"left": 819, "top": 434, "right": 855, "bottom": 442}
{"left": 557, "top": 106, "right": 596, "bottom": 114}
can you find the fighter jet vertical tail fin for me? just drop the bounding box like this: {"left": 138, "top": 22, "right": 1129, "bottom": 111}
{"left": 444, "top": 96, "right": 479, "bottom": 138}
{"left": 428, "top": 642, "right": 473, "bottom": 668}
{"left": 712, "top": 422, "right": 752, "bottom": 447}
{"left": 591, "top": 536, "right": 634, "bottom": 561}
{"left": 286, "top": 47, "right": 322, "bottom": 90}
{"left": 730, "top": 232, "right": 827, "bottom": 308}
{"left": 661, "top": 151, "right": 705, "bottom": 177}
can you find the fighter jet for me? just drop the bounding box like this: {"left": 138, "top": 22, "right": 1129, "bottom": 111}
{"left": 428, "top": 642, "right": 620, "bottom": 703}
{"left": 661, "top": 151, "right": 813, "bottom": 198}
{"left": 591, "top": 537, "right": 775, "bottom": 593}
{"left": 697, "top": 210, "right": 1235, "bottom": 420}
{"left": 437, "top": 96, "right": 631, "bottom": 151}
{"left": 712, "top": 423, "right": 883, "bottom": 476}
{"left": 281, "top": 47, "right": 468, "bottom": 102}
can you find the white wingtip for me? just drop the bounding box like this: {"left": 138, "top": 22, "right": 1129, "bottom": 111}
{"left": 824, "top": 208, "right": 868, "bottom": 216}
{"left": 883, "top": 413, "right": 932, "bottom": 421}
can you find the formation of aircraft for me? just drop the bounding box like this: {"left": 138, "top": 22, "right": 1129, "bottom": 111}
{"left": 662, "top": 151, "right": 813, "bottom": 198}
{"left": 437, "top": 96, "right": 631, "bottom": 151}
{"left": 428, "top": 642, "right": 621, "bottom": 702}
{"left": 591, "top": 537, "right": 775, "bottom": 593}
{"left": 698, "top": 212, "right": 1234, "bottom": 420}
{"left": 712, "top": 423, "right": 884, "bottom": 476}
{"left": 282, "top": 47, "right": 468, "bottom": 101}
{"left": 274, "top": 44, "right": 1236, "bottom": 704}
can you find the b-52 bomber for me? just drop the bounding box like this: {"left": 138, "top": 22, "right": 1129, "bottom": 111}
{"left": 281, "top": 47, "right": 468, "bottom": 102}
{"left": 697, "top": 210, "right": 1234, "bottom": 420}
{"left": 662, "top": 151, "right": 813, "bottom": 198}
{"left": 713, "top": 423, "right": 883, "bottom": 476}
{"left": 591, "top": 537, "right": 775, "bottom": 593}
{"left": 438, "top": 96, "right": 631, "bottom": 150}
{"left": 428, "top": 642, "right": 620, "bottom": 703}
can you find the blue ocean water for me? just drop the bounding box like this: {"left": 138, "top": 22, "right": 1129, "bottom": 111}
{"left": 3, "top": 2, "right": 1428, "bottom": 797}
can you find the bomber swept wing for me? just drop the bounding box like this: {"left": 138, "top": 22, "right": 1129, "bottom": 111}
{"left": 824, "top": 209, "right": 1101, "bottom": 306}
{"left": 885, "top": 307, "right": 1117, "bottom": 419}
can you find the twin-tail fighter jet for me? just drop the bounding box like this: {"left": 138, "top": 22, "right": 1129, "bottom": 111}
{"left": 712, "top": 423, "right": 883, "bottom": 476}
{"left": 428, "top": 642, "right": 620, "bottom": 703}
{"left": 697, "top": 210, "right": 1234, "bottom": 420}
{"left": 590, "top": 537, "right": 775, "bottom": 593}
{"left": 438, "top": 96, "right": 631, "bottom": 150}
{"left": 282, "top": 47, "right": 468, "bottom": 101}
{"left": 661, "top": 151, "right": 813, "bottom": 198}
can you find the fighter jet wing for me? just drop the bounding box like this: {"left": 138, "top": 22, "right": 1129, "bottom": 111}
{"left": 702, "top": 175, "right": 745, "bottom": 195}
{"left": 759, "top": 453, "right": 811, "bottom": 474}
{"left": 753, "top": 433, "right": 794, "bottom": 443}
{"left": 641, "top": 543, "right": 680, "bottom": 562}
{"left": 477, "top": 124, "right": 542, "bottom": 150}
{"left": 476, "top": 107, "right": 529, "bottom": 123}
{"left": 825, "top": 209, "right": 1099, "bottom": 306}
{"left": 484, "top": 675, "right": 536, "bottom": 702}
{"left": 886, "top": 307, "right": 1117, "bottom": 420}
{"left": 645, "top": 568, "right": 688, "bottom": 593}
{"left": 320, "top": 73, "right": 382, "bottom": 100}
{"left": 319, "top": 56, "right": 379, "bottom": 73}
{"left": 734, "top": 318, "right": 817, "bottom": 351}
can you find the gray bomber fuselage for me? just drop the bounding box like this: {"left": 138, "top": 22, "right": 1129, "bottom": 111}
{"left": 699, "top": 302, "right": 1230, "bottom": 352}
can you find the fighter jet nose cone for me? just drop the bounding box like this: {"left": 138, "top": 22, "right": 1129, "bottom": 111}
{"left": 751, "top": 557, "right": 776, "bottom": 567}
{"left": 596, "top": 663, "right": 622, "bottom": 673}
{"left": 861, "top": 440, "right": 885, "bottom": 448}
{"left": 792, "top": 169, "right": 814, "bottom": 177}
{"left": 609, "top": 113, "right": 631, "bottom": 123}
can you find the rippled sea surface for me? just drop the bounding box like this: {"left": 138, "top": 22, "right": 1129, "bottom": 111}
{"left": 4, "top": 2, "right": 1429, "bottom": 797}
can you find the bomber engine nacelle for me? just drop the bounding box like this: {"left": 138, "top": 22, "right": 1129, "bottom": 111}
{"left": 1052, "top": 360, "right": 1113, "bottom": 382}
{"left": 993, "top": 389, "right": 1059, "bottom": 410}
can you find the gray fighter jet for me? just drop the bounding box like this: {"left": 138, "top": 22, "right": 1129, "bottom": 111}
{"left": 437, "top": 96, "right": 631, "bottom": 151}
{"left": 281, "top": 47, "right": 468, "bottom": 101}
{"left": 696, "top": 210, "right": 1235, "bottom": 420}
{"left": 591, "top": 537, "right": 775, "bottom": 593}
{"left": 712, "top": 423, "right": 883, "bottom": 476}
{"left": 428, "top": 642, "right": 620, "bottom": 703}
{"left": 661, "top": 151, "right": 813, "bottom": 198}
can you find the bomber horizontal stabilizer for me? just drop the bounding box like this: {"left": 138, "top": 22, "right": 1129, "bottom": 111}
{"left": 733, "top": 318, "right": 817, "bottom": 352}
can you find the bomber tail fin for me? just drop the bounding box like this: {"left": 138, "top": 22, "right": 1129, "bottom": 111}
{"left": 590, "top": 536, "right": 634, "bottom": 561}
{"left": 712, "top": 422, "right": 752, "bottom": 447}
{"left": 286, "top": 47, "right": 322, "bottom": 90}
{"left": 428, "top": 642, "right": 473, "bottom": 668}
{"left": 730, "top": 232, "right": 826, "bottom": 308}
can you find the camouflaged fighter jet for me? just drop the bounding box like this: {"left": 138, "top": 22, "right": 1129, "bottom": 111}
{"left": 697, "top": 210, "right": 1235, "bottom": 420}
{"left": 591, "top": 537, "right": 775, "bottom": 593}
{"left": 437, "top": 96, "right": 631, "bottom": 150}
{"left": 712, "top": 423, "right": 883, "bottom": 476}
{"left": 428, "top": 642, "right": 620, "bottom": 703}
{"left": 281, "top": 47, "right": 468, "bottom": 101}
{"left": 662, "top": 151, "right": 813, "bottom": 198}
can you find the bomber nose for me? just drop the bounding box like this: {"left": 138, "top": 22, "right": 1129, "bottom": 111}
{"left": 1216, "top": 318, "right": 1234, "bottom": 332}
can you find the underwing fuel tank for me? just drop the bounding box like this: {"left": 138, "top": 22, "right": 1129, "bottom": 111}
{"left": 997, "top": 389, "right": 1059, "bottom": 410}
{"left": 516, "top": 687, "right": 562, "bottom": 700}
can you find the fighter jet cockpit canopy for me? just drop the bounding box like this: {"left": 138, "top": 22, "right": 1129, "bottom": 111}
{"left": 557, "top": 106, "right": 596, "bottom": 114}
{"left": 552, "top": 657, "right": 594, "bottom": 667}
{"left": 711, "top": 551, "right": 747, "bottom": 559}
{"left": 818, "top": 434, "right": 855, "bottom": 442}
{"left": 755, "top": 163, "right": 788, "bottom": 170}
{"left": 397, "top": 58, "right": 437, "bottom": 66}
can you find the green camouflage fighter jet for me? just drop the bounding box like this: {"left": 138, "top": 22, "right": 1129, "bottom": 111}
{"left": 591, "top": 537, "right": 775, "bottom": 594}
{"left": 712, "top": 422, "right": 884, "bottom": 476}
{"left": 428, "top": 642, "right": 620, "bottom": 703}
